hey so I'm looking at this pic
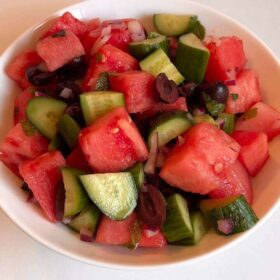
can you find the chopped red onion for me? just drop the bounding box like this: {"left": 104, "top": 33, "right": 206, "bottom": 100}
{"left": 143, "top": 228, "right": 159, "bottom": 238}
{"left": 59, "top": 88, "right": 73, "bottom": 99}
{"left": 62, "top": 217, "right": 73, "bottom": 224}
{"left": 90, "top": 26, "right": 112, "bottom": 55}
{"left": 225, "top": 79, "right": 236, "bottom": 86}
{"left": 193, "top": 108, "right": 206, "bottom": 116}
{"left": 156, "top": 146, "right": 170, "bottom": 168}
{"left": 144, "top": 132, "right": 158, "bottom": 175}
{"left": 128, "top": 20, "right": 145, "bottom": 42}
{"left": 216, "top": 118, "right": 225, "bottom": 129}
{"left": 110, "top": 22, "right": 127, "bottom": 30}
{"left": 217, "top": 219, "right": 233, "bottom": 235}
{"left": 80, "top": 228, "right": 93, "bottom": 242}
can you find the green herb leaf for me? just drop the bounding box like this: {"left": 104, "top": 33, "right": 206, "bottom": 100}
{"left": 203, "top": 93, "right": 225, "bottom": 117}
{"left": 231, "top": 93, "right": 239, "bottom": 101}
{"left": 126, "top": 220, "right": 142, "bottom": 250}
{"left": 51, "top": 30, "right": 66, "bottom": 38}
{"left": 242, "top": 108, "right": 258, "bottom": 120}
{"left": 20, "top": 120, "right": 37, "bottom": 136}
{"left": 95, "top": 53, "right": 105, "bottom": 63}
{"left": 95, "top": 72, "right": 109, "bottom": 91}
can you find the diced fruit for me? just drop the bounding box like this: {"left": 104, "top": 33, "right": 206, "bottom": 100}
{"left": 80, "top": 91, "right": 125, "bottom": 125}
{"left": 139, "top": 225, "right": 167, "bottom": 248}
{"left": 36, "top": 30, "right": 85, "bottom": 72}
{"left": 68, "top": 204, "right": 100, "bottom": 234}
{"left": 160, "top": 122, "right": 240, "bottom": 194}
{"left": 96, "top": 212, "right": 137, "bottom": 245}
{"left": 226, "top": 69, "right": 261, "bottom": 114}
{"left": 163, "top": 194, "right": 193, "bottom": 243}
{"left": 61, "top": 167, "right": 88, "bottom": 217}
{"left": 18, "top": 151, "right": 66, "bottom": 222}
{"left": 232, "top": 131, "right": 269, "bottom": 177}
{"left": 200, "top": 195, "right": 258, "bottom": 235}
{"left": 79, "top": 107, "right": 148, "bottom": 172}
{"left": 172, "top": 211, "right": 210, "bottom": 245}
{"left": 42, "top": 12, "right": 88, "bottom": 39}
{"left": 58, "top": 114, "right": 81, "bottom": 149}
{"left": 26, "top": 97, "right": 67, "bottom": 140}
{"left": 109, "top": 71, "right": 157, "bottom": 113}
{"left": 127, "top": 162, "right": 144, "bottom": 189}
{"left": 107, "top": 29, "right": 132, "bottom": 52}
{"left": 217, "top": 113, "right": 235, "bottom": 134}
{"left": 0, "top": 122, "right": 49, "bottom": 176}
{"left": 80, "top": 172, "right": 137, "bottom": 220}
{"left": 129, "top": 34, "right": 168, "bottom": 60}
{"left": 148, "top": 111, "right": 192, "bottom": 148}
{"left": 140, "top": 48, "right": 184, "bottom": 85}
{"left": 175, "top": 33, "right": 210, "bottom": 83}
{"left": 6, "top": 50, "right": 42, "bottom": 89}
{"left": 235, "top": 102, "right": 280, "bottom": 141}
{"left": 209, "top": 160, "right": 253, "bottom": 204}
{"left": 66, "top": 144, "right": 91, "bottom": 172}
{"left": 14, "top": 87, "right": 34, "bottom": 124}
{"left": 82, "top": 44, "right": 139, "bottom": 91}
{"left": 205, "top": 36, "right": 246, "bottom": 82}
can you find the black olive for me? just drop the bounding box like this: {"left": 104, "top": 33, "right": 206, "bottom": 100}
{"left": 178, "top": 82, "right": 197, "bottom": 97}
{"left": 204, "top": 81, "right": 229, "bottom": 104}
{"left": 57, "top": 56, "right": 88, "bottom": 81}
{"left": 26, "top": 66, "right": 56, "bottom": 87}
{"left": 65, "top": 103, "right": 84, "bottom": 126}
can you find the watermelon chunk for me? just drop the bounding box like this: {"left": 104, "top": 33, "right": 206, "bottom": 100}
{"left": 82, "top": 44, "right": 138, "bottom": 91}
{"left": 205, "top": 36, "right": 246, "bottom": 82}
{"left": 6, "top": 50, "right": 42, "bottom": 89}
{"left": 42, "top": 12, "right": 88, "bottom": 39}
{"left": 160, "top": 123, "right": 240, "bottom": 194}
{"left": 14, "top": 87, "right": 34, "bottom": 124}
{"left": 226, "top": 69, "right": 261, "bottom": 114}
{"left": 79, "top": 107, "right": 148, "bottom": 172}
{"left": 209, "top": 160, "right": 253, "bottom": 204}
{"left": 36, "top": 29, "right": 85, "bottom": 72}
{"left": 19, "top": 151, "right": 65, "bottom": 222}
{"left": 139, "top": 225, "right": 167, "bottom": 248}
{"left": 232, "top": 131, "right": 269, "bottom": 177}
{"left": 235, "top": 102, "right": 280, "bottom": 141}
{"left": 107, "top": 29, "right": 132, "bottom": 52}
{"left": 0, "top": 122, "right": 49, "bottom": 177}
{"left": 109, "top": 71, "right": 157, "bottom": 113}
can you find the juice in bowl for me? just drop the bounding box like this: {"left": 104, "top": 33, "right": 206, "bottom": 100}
{"left": 0, "top": 0, "right": 279, "bottom": 269}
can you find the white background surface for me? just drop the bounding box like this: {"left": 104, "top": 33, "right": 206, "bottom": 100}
{"left": 0, "top": 0, "right": 279, "bottom": 279}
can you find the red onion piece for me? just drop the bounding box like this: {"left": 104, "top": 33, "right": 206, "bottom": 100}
{"left": 128, "top": 20, "right": 145, "bottom": 42}
{"left": 110, "top": 22, "right": 127, "bottom": 30}
{"left": 217, "top": 219, "right": 233, "bottom": 235}
{"left": 193, "top": 108, "right": 206, "bottom": 116}
{"left": 225, "top": 79, "right": 236, "bottom": 86}
{"left": 90, "top": 26, "right": 112, "bottom": 55}
{"left": 155, "top": 146, "right": 170, "bottom": 168}
{"left": 216, "top": 118, "right": 225, "bottom": 129}
{"left": 143, "top": 228, "right": 160, "bottom": 238}
{"left": 144, "top": 132, "right": 158, "bottom": 175}
{"left": 80, "top": 228, "right": 93, "bottom": 242}
{"left": 34, "top": 91, "right": 48, "bottom": 97}
{"left": 59, "top": 88, "right": 73, "bottom": 99}
{"left": 62, "top": 217, "right": 72, "bottom": 224}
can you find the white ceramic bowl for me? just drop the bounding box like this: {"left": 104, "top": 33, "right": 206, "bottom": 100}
{"left": 0, "top": 0, "right": 280, "bottom": 270}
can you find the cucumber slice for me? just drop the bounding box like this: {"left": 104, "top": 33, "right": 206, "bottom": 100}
{"left": 147, "top": 32, "right": 162, "bottom": 39}
{"left": 80, "top": 172, "right": 137, "bottom": 220}
{"left": 148, "top": 111, "right": 192, "bottom": 148}
{"left": 163, "top": 193, "right": 193, "bottom": 243}
{"left": 153, "top": 14, "right": 198, "bottom": 37}
{"left": 140, "top": 48, "right": 184, "bottom": 85}
{"left": 217, "top": 113, "right": 235, "bottom": 134}
{"left": 129, "top": 35, "right": 168, "bottom": 60}
{"left": 68, "top": 204, "right": 100, "bottom": 234}
{"left": 127, "top": 162, "right": 144, "bottom": 189}
{"left": 80, "top": 91, "right": 125, "bottom": 125}
{"left": 62, "top": 167, "right": 89, "bottom": 217}
{"left": 193, "top": 114, "right": 218, "bottom": 126}
{"left": 58, "top": 114, "right": 81, "bottom": 149}
{"left": 200, "top": 195, "right": 258, "bottom": 235}
{"left": 173, "top": 211, "right": 210, "bottom": 245}
{"left": 26, "top": 97, "right": 67, "bottom": 139}
{"left": 48, "top": 134, "right": 63, "bottom": 151}
{"left": 175, "top": 33, "right": 210, "bottom": 83}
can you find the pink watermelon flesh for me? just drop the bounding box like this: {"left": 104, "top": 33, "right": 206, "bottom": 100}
{"left": 79, "top": 107, "right": 148, "bottom": 172}
{"left": 19, "top": 151, "right": 65, "bottom": 222}
{"left": 36, "top": 29, "right": 85, "bottom": 72}
{"left": 205, "top": 36, "right": 246, "bottom": 82}
{"left": 109, "top": 71, "right": 158, "bottom": 113}
{"left": 232, "top": 131, "right": 269, "bottom": 177}
{"left": 235, "top": 102, "right": 280, "bottom": 141}
{"left": 226, "top": 69, "right": 262, "bottom": 114}
{"left": 0, "top": 122, "right": 49, "bottom": 177}
{"left": 209, "top": 160, "right": 253, "bottom": 204}
{"left": 6, "top": 50, "right": 42, "bottom": 89}
{"left": 160, "top": 123, "right": 240, "bottom": 194}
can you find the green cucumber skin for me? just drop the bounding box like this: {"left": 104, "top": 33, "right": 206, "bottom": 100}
{"left": 80, "top": 173, "right": 138, "bottom": 221}
{"left": 26, "top": 97, "right": 67, "bottom": 140}
{"left": 148, "top": 111, "right": 192, "bottom": 148}
{"left": 201, "top": 196, "right": 258, "bottom": 235}
{"left": 62, "top": 167, "right": 89, "bottom": 218}
{"left": 68, "top": 204, "right": 100, "bottom": 234}
{"left": 129, "top": 36, "right": 168, "bottom": 60}
{"left": 58, "top": 114, "right": 81, "bottom": 149}
{"left": 172, "top": 211, "right": 210, "bottom": 246}
{"left": 127, "top": 162, "right": 144, "bottom": 189}
{"left": 175, "top": 34, "right": 210, "bottom": 83}
{"left": 163, "top": 194, "right": 193, "bottom": 243}
{"left": 193, "top": 114, "right": 218, "bottom": 127}
{"left": 218, "top": 113, "right": 235, "bottom": 134}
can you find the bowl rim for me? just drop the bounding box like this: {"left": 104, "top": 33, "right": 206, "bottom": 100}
{"left": 0, "top": 0, "right": 280, "bottom": 270}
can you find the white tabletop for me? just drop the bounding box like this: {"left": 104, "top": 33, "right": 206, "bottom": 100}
{"left": 0, "top": 0, "right": 279, "bottom": 279}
